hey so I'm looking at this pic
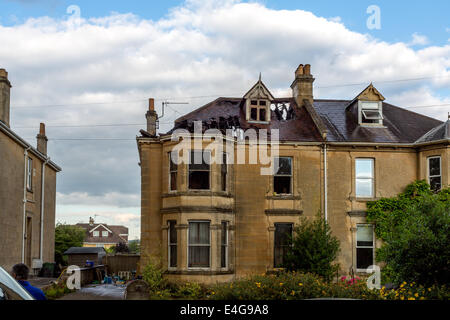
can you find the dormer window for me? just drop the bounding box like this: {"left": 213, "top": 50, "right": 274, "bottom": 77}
{"left": 243, "top": 75, "right": 274, "bottom": 123}
{"left": 249, "top": 100, "right": 269, "bottom": 122}
{"left": 360, "top": 101, "right": 383, "bottom": 125}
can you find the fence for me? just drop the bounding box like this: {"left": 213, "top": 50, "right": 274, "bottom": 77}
{"left": 105, "top": 254, "right": 140, "bottom": 275}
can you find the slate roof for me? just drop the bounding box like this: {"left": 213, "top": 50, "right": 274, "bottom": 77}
{"left": 76, "top": 223, "right": 128, "bottom": 244}
{"left": 164, "top": 96, "right": 443, "bottom": 144}
{"left": 63, "top": 247, "right": 106, "bottom": 255}
{"left": 415, "top": 120, "right": 450, "bottom": 143}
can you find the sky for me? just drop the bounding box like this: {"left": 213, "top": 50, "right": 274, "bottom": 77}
{"left": 1, "top": 0, "right": 449, "bottom": 240}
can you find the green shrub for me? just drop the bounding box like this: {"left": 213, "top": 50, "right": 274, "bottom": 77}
{"left": 142, "top": 261, "right": 166, "bottom": 292}
{"left": 283, "top": 213, "right": 340, "bottom": 281}
{"left": 209, "top": 272, "right": 380, "bottom": 300}
{"left": 380, "top": 281, "right": 450, "bottom": 300}
{"left": 176, "top": 282, "right": 204, "bottom": 299}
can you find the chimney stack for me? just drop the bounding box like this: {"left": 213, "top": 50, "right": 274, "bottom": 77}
{"left": 0, "top": 68, "right": 12, "bottom": 127}
{"left": 146, "top": 98, "right": 158, "bottom": 136}
{"left": 291, "top": 64, "right": 315, "bottom": 107}
{"left": 36, "top": 123, "right": 48, "bottom": 155}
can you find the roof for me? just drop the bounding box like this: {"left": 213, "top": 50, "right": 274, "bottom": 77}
{"left": 63, "top": 247, "right": 106, "bottom": 255}
{"left": 162, "top": 95, "right": 443, "bottom": 144}
{"left": 0, "top": 121, "right": 61, "bottom": 172}
{"left": 415, "top": 120, "right": 450, "bottom": 143}
{"left": 167, "top": 97, "right": 323, "bottom": 142}
{"left": 76, "top": 223, "right": 128, "bottom": 244}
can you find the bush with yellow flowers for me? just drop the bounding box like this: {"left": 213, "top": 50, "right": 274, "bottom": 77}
{"left": 379, "top": 282, "right": 449, "bottom": 300}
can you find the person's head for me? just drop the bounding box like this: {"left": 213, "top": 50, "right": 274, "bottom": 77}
{"left": 11, "top": 263, "right": 29, "bottom": 281}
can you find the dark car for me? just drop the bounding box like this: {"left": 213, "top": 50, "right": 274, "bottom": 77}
{"left": 0, "top": 267, "right": 34, "bottom": 300}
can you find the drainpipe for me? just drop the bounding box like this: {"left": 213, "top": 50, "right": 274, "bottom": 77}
{"left": 323, "top": 144, "right": 328, "bottom": 222}
{"left": 40, "top": 158, "right": 49, "bottom": 261}
{"left": 22, "top": 147, "right": 31, "bottom": 264}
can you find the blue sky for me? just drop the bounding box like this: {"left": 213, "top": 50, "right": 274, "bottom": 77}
{"left": 2, "top": 0, "right": 450, "bottom": 45}
{"left": 1, "top": 0, "right": 449, "bottom": 239}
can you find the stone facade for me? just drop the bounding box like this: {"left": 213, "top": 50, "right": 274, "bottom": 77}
{"left": 137, "top": 64, "right": 449, "bottom": 283}
{"left": 0, "top": 69, "right": 61, "bottom": 272}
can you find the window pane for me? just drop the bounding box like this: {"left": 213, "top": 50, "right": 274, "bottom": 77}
{"left": 355, "top": 159, "right": 373, "bottom": 179}
{"left": 259, "top": 100, "right": 267, "bottom": 106}
{"left": 189, "top": 171, "right": 210, "bottom": 190}
{"left": 259, "top": 108, "right": 266, "bottom": 121}
{"left": 189, "top": 222, "right": 210, "bottom": 245}
{"left": 250, "top": 108, "right": 257, "bottom": 120}
{"left": 274, "top": 176, "right": 291, "bottom": 194}
{"left": 429, "top": 157, "right": 441, "bottom": 176}
{"left": 274, "top": 224, "right": 292, "bottom": 268}
{"left": 170, "top": 172, "right": 177, "bottom": 191}
{"left": 251, "top": 100, "right": 257, "bottom": 106}
{"left": 357, "top": 225, "right": 373, "bottom": 242}
{"left": 189, "top": 247, "right": 210, "bottom": 267}
{"left": 169, "top": 245, "right": 177, "bottom": 268}
{"left": 362, "top": 110, "right": 382, "bottom": 120}
{"left": 169, "top": 221, "right": 177, "bottom": 243}
{"left": 361, "top": 101, "right": 379, "bottom": 109}
{"left": 275, "top": 157, "right": 292, "bottom": 175}
{"left": 357, "top": 248, "right": 373, "bottom": 270}
{"left": 430, "top": 177, "right": 442, "bottom": 192}
{"left": 189, "top": 151, "right": 210, "bottom": 170}
{"left": 356, "top": 178, "right": 373, "bottom": 197}
{"left": 169, "top": 153, "right": 178, "bottom": 172}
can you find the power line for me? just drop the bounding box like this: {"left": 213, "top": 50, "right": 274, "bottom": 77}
{"left": 9, "top": 74, "right": 449, "bottom": 110}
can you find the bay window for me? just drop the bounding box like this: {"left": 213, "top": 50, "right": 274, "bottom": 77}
{"left": 188, "top": 221, "right": 210, "bottom": 268}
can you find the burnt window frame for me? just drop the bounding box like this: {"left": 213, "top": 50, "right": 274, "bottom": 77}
{"left": 274, "top": 223, "right": 293, "bottom": 268}
{"left": 248, "top": 99, "right": 269, "bottom": 122}
{"left": 273, "top": 157, "right": 293, "bottom": 195}
{"left": 220, "top": 221, "right": 228, "bottom": 269}
{"left": 168, "top": 220, "right": 177, "bottom": 269}
{"left": 188, "top": 221, "right": 211, "bottom": 269}
{"left": 169, "top": 152, "right": 178, "bottom": 192}
{"left": 188, "top": 150, "right": 211, "bottom": 191}
{"left": 428, "top": 156, "right": 442, "bottom": 192}
{"left": 356, "top": 224, "right": 375, "bottom": 271}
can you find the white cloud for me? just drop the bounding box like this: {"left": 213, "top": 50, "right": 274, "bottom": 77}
{"left": 2, "top": 1, "right": 450, "bottom": 239}
{"left": 409, "top": 32, "right": 429, "bottom": 46}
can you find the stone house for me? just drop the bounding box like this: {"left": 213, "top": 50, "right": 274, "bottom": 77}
{"left": 76, "top": 217, "right": 129, "bottom": 249}
{"left": 0, "top": 69, "right": 61, "bottom": 272}
{"left": 137, "top": 64, "right": 449, "bottom": 283}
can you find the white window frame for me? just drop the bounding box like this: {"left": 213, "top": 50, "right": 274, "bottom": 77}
{"left": 102, "top": 231, "right": 109, "bottom": 237}
{"left": 93, "top": 231, "right": 99, "bottom": 237}
{"left": 355, "top": 158, "right": 375, "bottom": 198}
{"left": 26, "top": 157, "right": 33, "bottom": 191}
{"left": 187, "top": 220, "right": 211, "bottom": 270}
{"left": 188, "top": 150, "right": 211, "bottom": 191}
{"left": 356, "top": 224, "right": 375, "bottom": 273}
{"left": 427, "top": 156, "right": 442, "bottom": 192}
{"left": 358, "top": 101, "right": 383, "bottom": 126}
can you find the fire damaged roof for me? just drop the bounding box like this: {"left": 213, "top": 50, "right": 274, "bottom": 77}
{"left": 163, "top": 96, "right": 443, "bottom": 144}
{"left": 167, "top": 97, "right": 324, "bottom": 142}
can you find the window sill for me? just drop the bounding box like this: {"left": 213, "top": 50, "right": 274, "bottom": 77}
{"left": 162, "top": 191, "right": 233, "bottom": 198}
{"left": 247, "top": 120, "right": 270, "bottom": 125}
{"left": 266, "top": 194, "right": 301, "bottom": 200}
{"left": 165, "top": 269, "right": 234, "bottom": 275}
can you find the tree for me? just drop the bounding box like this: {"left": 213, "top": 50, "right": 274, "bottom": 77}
{"left": 128, "top": 240, "right": 140, "bottom": 254}
{"left": 283, "top": 213, "right": 340, "bottom": 281}
{"left": 367, "top": 181, "right": 450, "bottom": 286}
{"left": 113, "top": 242, "right": 129, "bottom": 253}
{"left": 54, "top": 223, "right": 85, "bottom": 265}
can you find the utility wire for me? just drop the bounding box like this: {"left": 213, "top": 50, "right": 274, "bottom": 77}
{"left": 9, "top": 74, "right": 450, "bottom": 110}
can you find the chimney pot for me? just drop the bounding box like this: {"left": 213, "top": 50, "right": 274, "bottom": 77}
{"left": 36, "top": 122, "right": 48, "bottom": 155}
{"left": 149, "top": 98, "right": 155, "bottom": 111}
{"left": 0, "top": 68, "right": 11, "bottom": 127}
{"left": 304, "top": 64, "right": 311, "bottom": 75}
{"left": 295, "top": 64, "right": 304, "bottom": 76}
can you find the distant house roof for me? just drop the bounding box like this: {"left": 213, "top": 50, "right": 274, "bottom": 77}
{"left": 76, "top": 223, "right": 129, "bottom": 244}
{"left": 63, "top": 247, "right": 106, "bottom": 255}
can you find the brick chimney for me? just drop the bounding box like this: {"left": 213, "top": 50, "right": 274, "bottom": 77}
{"left": 291, "top": 64, "right": 315, "bottom": 107}
{"left": 0, "top": 68, "right": 12, "bottom": 127}
{"left": 36, "top": 123, "right": 48, "bottom": 155}
{"left": 146, "top": 98, "right": 158, "bottom": 136}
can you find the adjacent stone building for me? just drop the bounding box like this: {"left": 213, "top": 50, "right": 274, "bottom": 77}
{"left": 137, "top": 64, "right": 449, "bottom": 283}
{"left": 0, "top": 69, "right": 61, "bottom": 272}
